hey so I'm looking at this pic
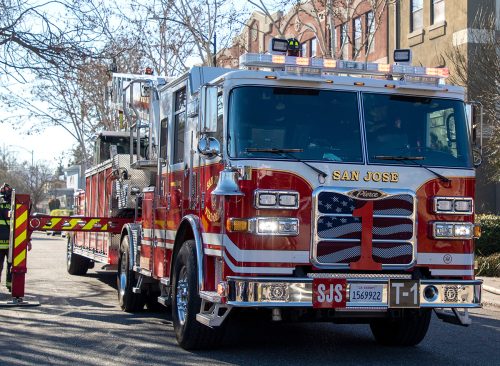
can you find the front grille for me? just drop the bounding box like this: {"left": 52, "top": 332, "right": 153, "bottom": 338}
{"left": 312, "top": 188, "right": 416, "bottom": 269}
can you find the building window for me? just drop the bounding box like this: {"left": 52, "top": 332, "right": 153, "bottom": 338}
{"left": 310, "top": 37, "right": 317, "bottom": 57}
{"left": 353, "top": 17, "right": 362, "bottom": 57}
{"left": 248, "top": 21, "right": 259, "bottom": 53}
{"left": 365, "top": 11, "right": 375, "bottom": 53}
{"left": 340, "top": 23, "right": 348, "bottom": 59}
{"left": 173, "top": 87, "right": 186, "bottom": 164}
{"left": 431, "top": 0, "right": 445, "bottom": 24}
{"left": 300, "top": 42, "right": 307, "bottom": 57}
{"left": 411, "top": 0, "right": 423, "bottom": 32}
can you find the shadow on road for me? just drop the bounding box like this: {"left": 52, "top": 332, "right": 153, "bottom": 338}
{"left": 2, "top": 261, "right": 498, "bottom": 366}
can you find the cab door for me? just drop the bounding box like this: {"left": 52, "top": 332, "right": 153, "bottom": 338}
{"left": 153, "top": 116, "right": 170, "bottom": 279}
{"left": 198, "top": 87, "right": 225, "bottom": 290}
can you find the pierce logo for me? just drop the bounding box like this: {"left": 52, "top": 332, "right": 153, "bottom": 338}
{"left": 347, "top": 189, "right": 387, "bottom": 200}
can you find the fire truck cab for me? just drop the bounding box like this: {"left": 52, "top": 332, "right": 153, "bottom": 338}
{"left": 69, "top": 45, "right": 482, "bottom": 350}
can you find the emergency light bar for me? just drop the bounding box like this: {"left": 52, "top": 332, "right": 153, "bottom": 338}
{"left": 239, "top": 53, "right": 449, "bottom": 81}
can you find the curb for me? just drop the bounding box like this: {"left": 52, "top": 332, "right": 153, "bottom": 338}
{"left": 483, "top": 285, "right": 500, "bottom": 296}
{"left": 482, "top": 301, "right": 500, "bottom": 309}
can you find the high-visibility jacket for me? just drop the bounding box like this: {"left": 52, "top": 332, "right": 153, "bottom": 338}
{"left": 0, "top": 202, "right": 10, "bottom": 249}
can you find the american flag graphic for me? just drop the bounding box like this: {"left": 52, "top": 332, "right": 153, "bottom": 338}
{"left": 315, "top": 191, "right": 414, "bottom": 266}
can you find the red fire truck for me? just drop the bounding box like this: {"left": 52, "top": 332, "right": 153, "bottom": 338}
{"left": 64, "top": 42, "right": 482, "bottom": 349}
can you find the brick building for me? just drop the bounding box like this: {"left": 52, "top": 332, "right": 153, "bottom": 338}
{"left": 218, "top": 0, "right": 389, "bottom": 68}
{"left": 387, "top": 0, "right": 499, "bottom": 213}
{"left": 219, "top": 0, "right": 499, "bottom": 213}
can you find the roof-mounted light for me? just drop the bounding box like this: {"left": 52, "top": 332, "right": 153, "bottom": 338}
{"left": 323, "top": 59, "right": 337, "bottom": 68}
{"left": 394, "top": 49, "right": 412, "bottom": 64}
{"left": 272, "top": 55, "right": 286, "bottom": 64}
{"left": 296, "top": 57, "right": 310, "bottom": 66}
{"left": 239, "top": 49, "right": 449, "bottom": 82}
{"left": 426, "top": 67, "right": 449, "bottom": 77}
{"left": 270, "top": 38, "right": 289, "bottom": 53}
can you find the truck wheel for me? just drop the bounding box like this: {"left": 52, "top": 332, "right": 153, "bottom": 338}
{"left": 117, "top": 236, "right": 144, "bottom": 312}
{"left": 66, "top": 235, "right": 91, "bottom": 275}
{"left": 370, "top": 309, "right": 432, "bottom": 346}
{"left": 172, "top": 240, "right": 225, "bottom": 350}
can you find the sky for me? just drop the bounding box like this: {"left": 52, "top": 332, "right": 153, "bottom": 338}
{"left": 0, "top": 0, "right": 256, "bottom": 170}
{"left": 2, "top": 122, "right": 75, "bottom": 167}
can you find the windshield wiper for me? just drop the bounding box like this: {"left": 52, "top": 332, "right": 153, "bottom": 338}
{"left": 247, "top": 148, "right": 328, "bottom": 178}
{"left": 374, "top": 155, "right": 450, "bottom": 183}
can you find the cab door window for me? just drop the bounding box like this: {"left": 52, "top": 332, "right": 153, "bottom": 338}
{"left": 173, "top": 87, "right": 186, "bottom": 164}
{"left": 160, "top": 117, "right": 168, "bottom": 160}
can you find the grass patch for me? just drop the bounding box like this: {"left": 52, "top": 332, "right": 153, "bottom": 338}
{"left": 476, "top": 253, "right": 500, "bottom": 277}
{"left": 475, "top": 214, "right": 500, "bottom": 256}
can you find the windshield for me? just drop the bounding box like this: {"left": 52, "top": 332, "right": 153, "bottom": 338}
{"left": 364, "top": 93, "right": 472, "bottom": 168}
{"left": 228, "top": 86, "right": 363, "bottom": 163}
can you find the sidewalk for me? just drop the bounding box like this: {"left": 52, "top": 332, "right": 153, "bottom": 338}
{"left": 478, "top": 276, "right": 500, "bottom": 309}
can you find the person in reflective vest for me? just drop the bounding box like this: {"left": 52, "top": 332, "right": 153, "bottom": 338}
{"left": 0, "top": 183, "right": 12, "bottom": 292}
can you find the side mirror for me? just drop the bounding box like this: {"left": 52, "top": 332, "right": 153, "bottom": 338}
{"left": 197, "top": 136, "right": 220, "bottom": 158}
{"left": 467, "top": 101, "right": 483, "bottom": 168}
{"left": 202, "top": 85, "right": 218, "bottom": 133}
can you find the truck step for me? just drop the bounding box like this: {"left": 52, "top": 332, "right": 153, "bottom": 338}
{"left": 434, "top": 308, "right": 471, "bottom": 327}
{"left": 199, "top": 291, "right": 221, "bottom": 303}
{"left": 132, "top": 274, "right": 144, "bottom": 293}
{"left": 196, "top": 313, "right": 216, "bottom": 327}
{"left": 157, "top": 296, "right": 170, "bottom": 307}
{"left": 160, "top": 278, "right": 170, "bottom": 285}
{"left": 100, "top": 264, "right": 117, "bottom": 271}
{"left": 196, "top": 299, "right": 231, "bottom": 328}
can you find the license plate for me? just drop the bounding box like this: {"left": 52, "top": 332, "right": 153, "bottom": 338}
{"left": 349, "top": 284, "right": 383, "bottom": 303}
{"left": 312, "top": 278, "right": 347, "bottom": 308}
{"left": 389, "top": 280, "right": 420, "bottom": 308}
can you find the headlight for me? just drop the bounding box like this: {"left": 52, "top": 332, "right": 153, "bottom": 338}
{"left": 433, "top": 197, "right": 473, "bottom": 215}
{"left": 255, "top": 218, "right": 299, "bottom": 236}
{"left": 255, "top": 190, "right": 299, "bottom": 209}
{"left": 258, "top": 193, "right": 277, "bottom": 206}
{"left": 454, "top": 199, "right": 473, "bottom": 213}
{"left": 279, "top": 194, "right": 298, "bottom": 207}
{"left": 435, "top": 199, "right": 453, "bottom": 212}
{"left": 432, "top": 222, "right": 474, "bottom": 239}
{"left": 227, "top": 217, "right": 299, "bottom": 236}
{"left": 454, "top": 224, "right": 472, "bottom": 237}
{"left": 257, "top": 219, "right": 279, "bottom": 233}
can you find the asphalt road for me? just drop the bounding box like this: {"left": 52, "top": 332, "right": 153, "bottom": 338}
{"left": 0, "top": 233, "right": 499, "bottom": 366}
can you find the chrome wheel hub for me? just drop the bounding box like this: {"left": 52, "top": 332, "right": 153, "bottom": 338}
{"left": 67, "top": 240, "right": 72, "bottom": 266}
{"left": 119, "top": 255, "right": 127, "bottom": 297}
{"left": 176, "top": 266, "right": 189, "bottom": 325}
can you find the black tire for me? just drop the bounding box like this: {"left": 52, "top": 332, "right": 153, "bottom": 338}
{"left": 66, "top": 235, "right": 91, "bottom": 275}
{"left": 370, "top": 309, "right": 432, "bottom": 346}
{"left": 117, "top": 236, "right": 145, "bottom": 312}
{"left": 172, "top": 240, "right": 225, "bottom": 350}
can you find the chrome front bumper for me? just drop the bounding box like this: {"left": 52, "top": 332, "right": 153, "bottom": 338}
{"left": 226, "top": 274, "right": 482, "bottom": 309}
